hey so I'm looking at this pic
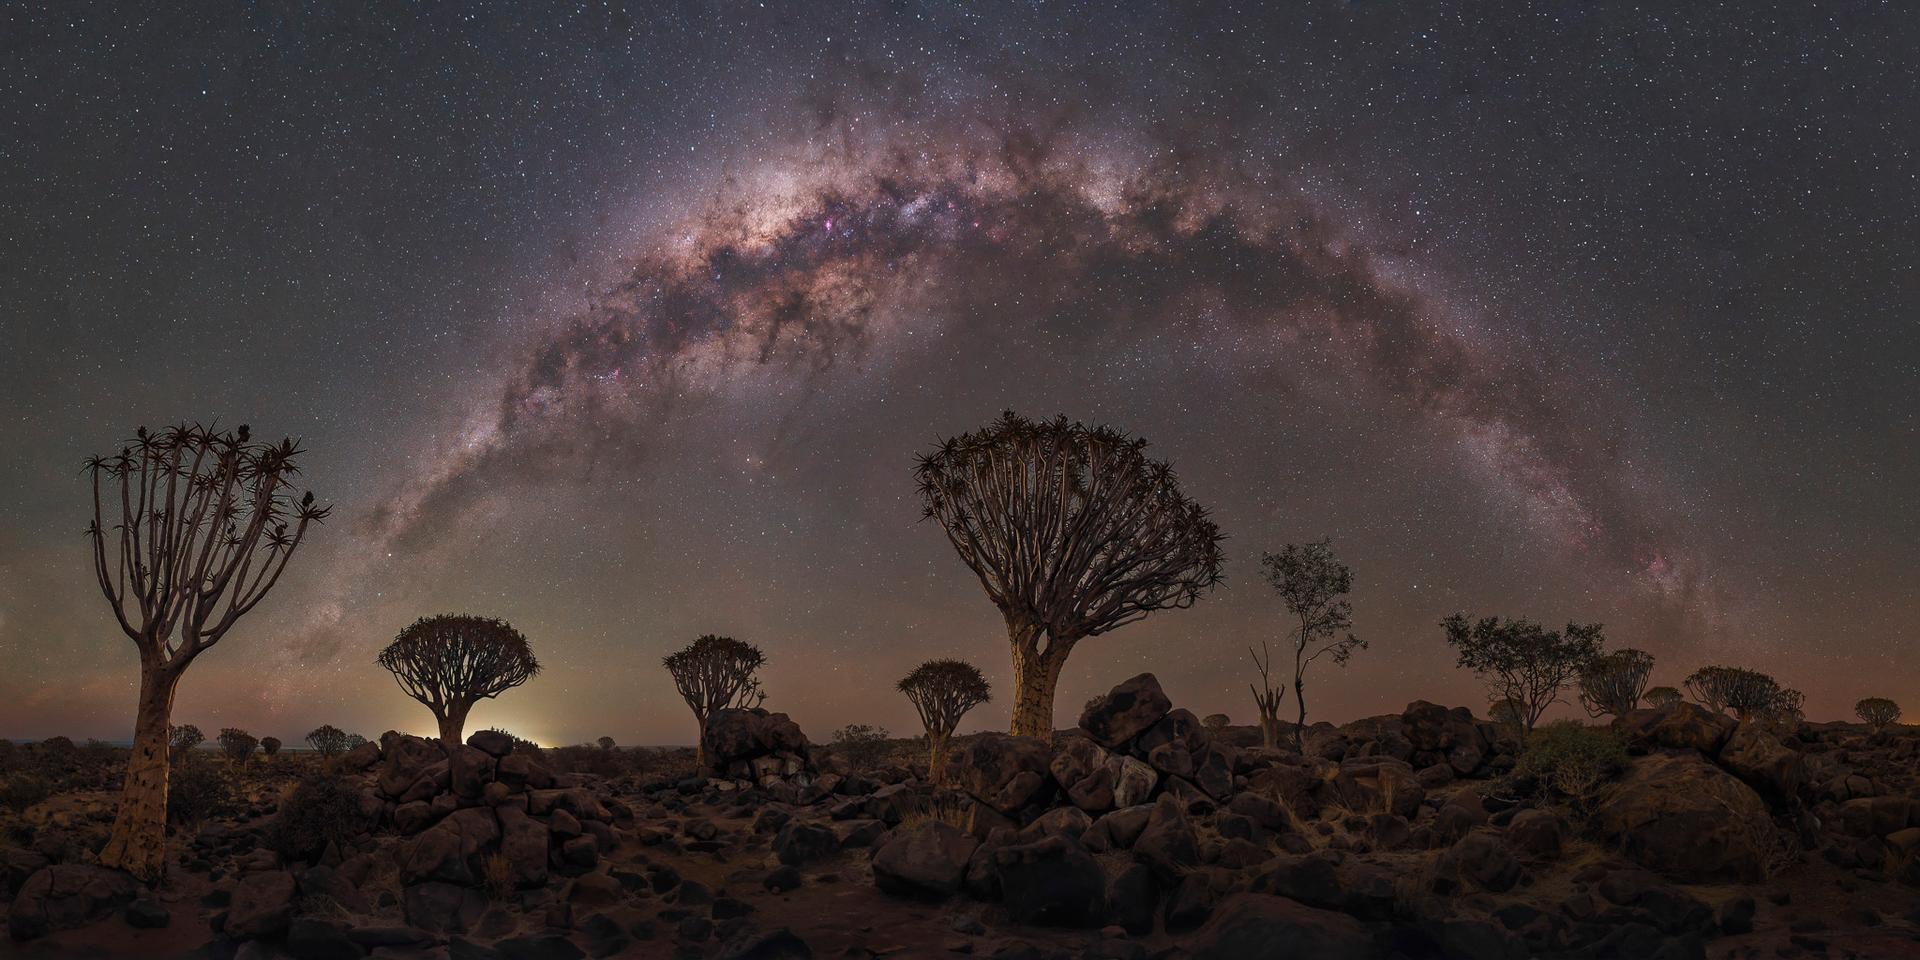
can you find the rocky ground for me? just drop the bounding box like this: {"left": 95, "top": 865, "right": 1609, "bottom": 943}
{"left": 4, "top": 675, "right": 1920, "bottom": 959}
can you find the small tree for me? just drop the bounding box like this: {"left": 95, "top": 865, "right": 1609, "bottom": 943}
{"left": 1202, "top": 713, "right": 1230, "bottom": 734}
{"left": 343, "top": 734, "right": 368, "bottom": 751}
{"left": 1857, "top": 697, "right": 1902, "bottom": 731}
{"left": 1260, "top": 539, "right": 1366, "bottom": 751}
{"left": 1767, "top": 687, "right": 1805, "bottom": 728}
{"left": 1248, "top": 640, "right": 1287, "bottom": 750}
{"left": 259, "top": 737, "right": 281, "bottom": 757}
{"left": 596, "top": 736, "right": 616, "bottom": 751}
{"left": 169, "top": 724, "right": 205, "bottom": 763}
{"left": 1643, "top": 686, "right": 1683, "bottom": 709}
{"left": 897, "top": 658, "right": 992, "bottom": 784}
{"left": 217, "top": 728, "right": 258, "bottom": 763}
{"left": 1443, "top": 614, "right": 1604, "bottom": 733}
{"left": 663, "top": 634, "right": 766, "bottom": 767}
{"left": 1684, "top": 666, "right": 1782, "bottom": 721}
{"left": 305, "top": 725, "right": 349, "bottom": 758}
{"left": 1578, "top": 648, "right": 1654, "bottom": 718}
{"left": 830, "top": 724, "right": 892, "bottom": 771}
{"left": 916, "top": 413, "right": 1225, "bottom": 738}
{"left": 86, "top": 423, "right": 328, "bottom": 882}
{"left": 378, "top": 615, "right": 541, "bottom": 746}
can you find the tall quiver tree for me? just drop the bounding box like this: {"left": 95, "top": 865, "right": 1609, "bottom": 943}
{"left": 86, "top": 423, "right": 328, "bottom": 883}
{"left": 898, "top": 659, "right": 991, "bottom": 784}
{"left": 1259, "top": 539, "right": 1366, "bottom": 751}
{"left": 915, "top": 413, "right": 1225, "bottom": 738}
{"left": 663, "top": 634, "right": 766, "bottom": 767}
{"left": 1578, "top": 648, "right": 1655, "bottom": 718}
{"left": 378, "top": 615, "right": 540, "bottom": 746}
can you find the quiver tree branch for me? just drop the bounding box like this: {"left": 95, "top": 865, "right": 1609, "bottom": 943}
{"left": 898, "top": 658, "right": 991, "bottom": 784}
{"left": 87, "top": 422, "right": 326, "bottom": 885}
{"left": 377, "top": 615, "right": 541, "bottom": 746}
{"left": 915, "top": 412, "right": 1224, "bottom": 737}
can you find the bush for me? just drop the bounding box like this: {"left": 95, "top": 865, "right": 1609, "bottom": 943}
{"left": 260, "top": 737, "right": 282, "bottom": 757}
{"left": 1857, "top": 697, "right": 1902, "bottom": 731}
{"left": 830, "top": 724, "right": 891, "bottom": 771}
{"left": 1202, "top": 714, "right": 1231, "bottom": 733}
{"left": 306, "top": 725, "right": 349, "bottom": 758}
{"left": 1514, "top": 721, "right": 1628, "bottom": 806}
{"left": 218, "top": 728, "right": 258, "bottom": 763}
{"left": 0, "top": 773, "right": 53, "bottom": 814}
{"left": 485, "top": 728, "right": 542, "bottom": 759}
{"left": 167, "top": 757, "right": 230, "bottom": 828}
{"left": 1643, "top": 686, "right": 1682, "bottom": 709}
{"left": 170, "top": 724, "right": 206, "bottom": 759}
{"left": 269, "top": 775, "right": 372, "bottom": 864}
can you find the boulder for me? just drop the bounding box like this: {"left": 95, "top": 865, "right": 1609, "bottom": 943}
{"left": 1079, "top": 674, "right": 1173, "bottom": 749}
{"left": 1591, "top": 752, "right": 1772, "bottom": 882}
{"left": 1048, "top": 735, "right": 1111, "bottom": 791}
{"left": 1138, "top": 709, "right": 1207, "bottom": 779}
{"left": 1110, "top": 756, "right": 1159, "bottom": 809}
{"left": 7, "top": 865, "right": 139, "bottom": 942}
{"left": 497, "top": 805, "right": 550, "bottom": 888}
{"left": 1331, "top": 757, "right": 1423, "bottom": 819}
{"left": 1717, "top": 722, "right": 1805, "bottom": 801}
{"left": 1132, "top": 794, "right": 1198, "bottom": 882}
{"left": 1613, "top": 703, "right": 1736, "bottom": 755}
{"left": 1017, "top": 806, "right": 1093, "bottom": 844}
{"left": 1188, "top": 893, "right": 1381, "bottom": 960}
{"left": 1083, "top": 805, "right": 1153, "bottom": 853}
{"left": 703, "top": 708, "right": 810, "bottom": 771}
{"left": 227, "top": 869, "right": 298, "bottom": 940}
{"left": 447, "top": 744, "right": 497, "bottom": 801}
{"left": 947, "top": 734, "right": 1053, "bottom": 815}
{"left": 1505, "top": 808, "right": 1565, "bottom": 858}
{"left": 379, "top": 733, "right": 447, "bottom": 799}
{"left": 466, "top": 729, "right": 515, "bottom": 757}
{"left": 872, "top": 821, "right": 979, "bottom": 898}
{"left": 403, "top": 881, "right": 487, "bottom": 934}
{"left": 772, "top": 822, "right": 839, "bottom": 866}
{"left": 1105, "top": 862, "right": 1157, "bottom": 935}
{"left": 1437, "top": 830, "right": 1521, "bottom": 892}
{"left": 990, "top": 835, "right": 1106, "bottom": 926}
{"left": 401, "top": 807, "right": 499, "bottom": 885}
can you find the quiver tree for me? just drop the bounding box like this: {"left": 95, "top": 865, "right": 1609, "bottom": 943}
{"left": 663, "top": 634, "right": 766, "bottom": 766}
{"left": 1259, "top": 539, "right": 1365, "bottom": 751}
{"left": 597, "top": 736, "right": 616, "bottom": 751}
{"left": 218, "top": 728, "right": 258, "bottom": 763}
{"left": 260, "top": 737, "right": 281, "bottom": 757}
{"left": 86, "top": 422, "right": 328, "bottom": 883}
{"left": 1578, "top": 648, "right": 1655, "bottom": 718}
{"left": 915, "top": 413, "right": 1225, "bottom": 738}
{"left": 1248, "top": 640, "right": 1287, "bottom": 750}
{"left": 1684, "top": 666, "right": 1783, "bottom": 721}
{"left": 897, "top": 659, "right": 992, "bottom": 783}
{"left": 1643, "top": 686, "right": 1683, "bottom": 709}
{"left": 169, "top": 724, "right": 204, "bottom": 762}
{"left": 306, "top": 725, "right": 349, "bottom": 758}
{"left": 1442, "top": 614, "right": 1604, "bottom": 734}
{"left": 377, "top": 615, "right": 541, "bottom": 747}
{"left": 1857, "top": 697, "right": 1902, "bottom": 731}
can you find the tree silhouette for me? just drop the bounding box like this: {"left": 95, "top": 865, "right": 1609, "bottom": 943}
{"left": 1856, "top": 697, "right": 1902, "bottom": 731}
{"left": 260, "top": 737, "right": 281, "bottom": 757}
{"left": 86, "top": 422, "right": 328, "bottom": 883}
{"left": 897, "top": 659, "right": 991, "bottom": 784}
{"left": 1578, "top": 648, "right": 1654, "bottom": 718}
{"left": 663, "top": 634, "right": 766, "bottom": 767}
{"left": 1260, "top": 539, "right": 1366, "bottom": 751}
{"left": 596, "top": 736, "right": 616, "bottom": 751}
{"left": 218, "top": 728, "right": 258, "bottom": 763}
{"left": 168, "top": 724, "right": 204, "bottom": 764}
{"left": 1443, "top": 614, "right": 1604, "bottom": 733}
{"left": 1247, "top": 640, "right": 1287, "bottom": 750}
{"left": 377, "top": 615, "right": 541, "bottom": 746}
{"left": 1683, "top": 666, "right": 1784, "bottom": 721}
{"left": 306, "top": 725, "right": 349, "bottom": 758}
{"left": 915, "top": 413, "right": 1225, "bottom": 737}
{"left": 1643, "top": 686, "right": 1683, "bottom": 709}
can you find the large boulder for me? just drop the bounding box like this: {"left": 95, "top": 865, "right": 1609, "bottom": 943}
{"left": 1613, "top": 703, "right": 1736, "bottom": 755}
{"left": 1132, "top": 794, "right": 1199, "bottom": 882}
{"left": 1330, "top": 757, "right": 1423, "bottom": 819}
{"left": 378, "top": 733, "right": 448, "bottom": 799}
{"left": 400, "top": 808, "right": 499, "bottom": 885}
{"left": 990, "top": 835, "right": 1106, "bottom": 927}
{"left": 1591, "top": 752, "right": 1772, "bottom": 882}
{"left": 496, "top": 805, "right": 550, "bottom": 888}
{"left": 1717, "top": 722, "right": 1805, "bottom": 802}
{"left": 947, "top": 734, "right": 1053, "bottom": 815}
{"left": 1188, "top": 893, "right": 1382, "bottom": 960}
{"left": 1138, "top": 709, "right": 1207, "bottom": 779}
{"left": 703, "top": 708, "right": 810, "bottom": 772}
{"left": 227, "top": 870, "right": 298, "bottom": 940}
{"left": 872, "top": 821, "right": 978, "bottom": 898}
{"left": 7, "top": 865, "right": 138, "bottom": 942}
{"left": 1079, "top": 674, "right": 1172, "bottom": 749}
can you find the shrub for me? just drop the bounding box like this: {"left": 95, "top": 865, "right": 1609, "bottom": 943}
{"left": 260, "top": 737, "right": 282, "bottom": 757}
{"left": 306, "top": 725, "right": 349, "bottom": 758}
{"left": 485, "top": 728, "right": 543, "bottom": 759}
{"left": 343, "top": 734, "right": 369, "bottom": 751}
{"left": 167, "top": 757, "right": 229, "bottom": 828}
{"left": 218, "top": 728, "right": 259, "bottom": 763}
{"left": 269, "top": 775, "right": 372, "bottom": 864}
{"left": 1857, "top": 697, "right": 1902, "bottom": 731}
{"left": 830, "top": 724, "right": 891, "bottom": 771}
{"left": 170, "top": 724, "right": 206, "bottom": 760}
{"left": 1202, "top": 714, "right": 1231, "bottom": 733}
{"left": 596, "top": 736, "right": 616, "bottom": 751}
{"left": 1643, "top": 686, "right": 1682, "bottom": 709}
{"left": 0, "top": 773, "right": 53, "bottom": 814}
{"left": 1514, "top": 721, "right": 1628, "bottom": 807}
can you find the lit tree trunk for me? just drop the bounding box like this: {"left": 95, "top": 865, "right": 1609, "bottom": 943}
{"left": 1259, "top": 715, "right": 1280, "bottom": 750}
{"left": 1009, "top": 623, "right": 1070, "bottom": 739}
{"left": 99, "top": 663, "right": 181, "bottom": 882}
{"left": 436, "top": 701, "right": 473, "bottom": 748}
{"left": 1293, "top": 670, "right": 1308, "bottom": 753}
{"left": 927, "top": 731, "right": 951, "bottom": 786}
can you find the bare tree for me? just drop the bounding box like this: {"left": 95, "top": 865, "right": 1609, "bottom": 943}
{"left": 897, "top": 659, "right": 992, "bottom": 783}
{"left": 663, "top": 634, "right": 766, "bottom": 767}
{"left": 1578, "top": 648, "right": 1654, "bottom": 718}
{"left": 306, "top": 725, "right": 349, "bottom": 758}
{"left": 1857, "top": 697, "right": 1902, "bottom": 731}
{"left": 1260, "top": 540, "right": 1365, "bottom": 751}
{"left": 1643, "top": 686, "right": 1683, "bottom": 709}
{"left": 1443, "top": 614, "right": 1604, "bottom": 733}
{"left": 86, "top": 422, "right": 328, "bottom": 883}
{"left": 377, "top": 615, "right": 541, "bottom": 746}
{"left": 1248, "top": 640, "right": 1287, "bottom": 750}
{"left": 915, "top": 413, "right": 1225, "bottom": 737}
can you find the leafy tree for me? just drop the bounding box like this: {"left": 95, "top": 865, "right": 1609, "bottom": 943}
{"left": 217, "top": 728, "right": 258, "bottom": 763}
{"left": 169, "top": 724, "right": 205, "bottom": 762}
{"left": 1857, "top": 697, "right": 1902, "bottom": 731}
{"left": 85, "top": 423, "right": 328, "bottom": 882}
{"left": 259, "top": 736, "right": 281, "bottom": 757}
{"left": 897, "top": 659, "right": 992, "bottom": 783}
{"left": 1643, "top": 686, "right": 1683, "bottom": 709}
{"left": 830, "top": 724, "right": 892, "bottom": 771}
{"left": 1260, "top": 539, "right": 1366, "bottom": 750}
{"left": 1443, "top": 614, "right": 1604, "bottom": 733}
{"left": 663, "top": 634, "right": 766, "bottom": 767}
{"left": 1578, "top": 648, "right": 1654, "bottom": 718}
{"left": 915, "top": 413, "right": 1225, "bottom": 737}
{"left": 305, "top": 725, "right": 349, "bottom": 758}
{"left": 378, "top": 615, "right": 541, "bottom": 746}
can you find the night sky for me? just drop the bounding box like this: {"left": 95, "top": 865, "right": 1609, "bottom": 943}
{"left": 2, "top": 3, "right": 1914, "bottom": 747}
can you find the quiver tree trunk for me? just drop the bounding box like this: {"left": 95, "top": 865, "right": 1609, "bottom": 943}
{"left": 436, "top": 702, "right": 474, "bottom": 748}
{"left": 99, "top": 663, "right": 181, "bottom": 883}
{"left": 1259, "top": 714, "right": 1281, "bottom": 751}
{"left": 1008, "top": 626, "right": 1071, "bottom": 739}
{"left": 926, "top": 732, "right": 952, "bottom": 786}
